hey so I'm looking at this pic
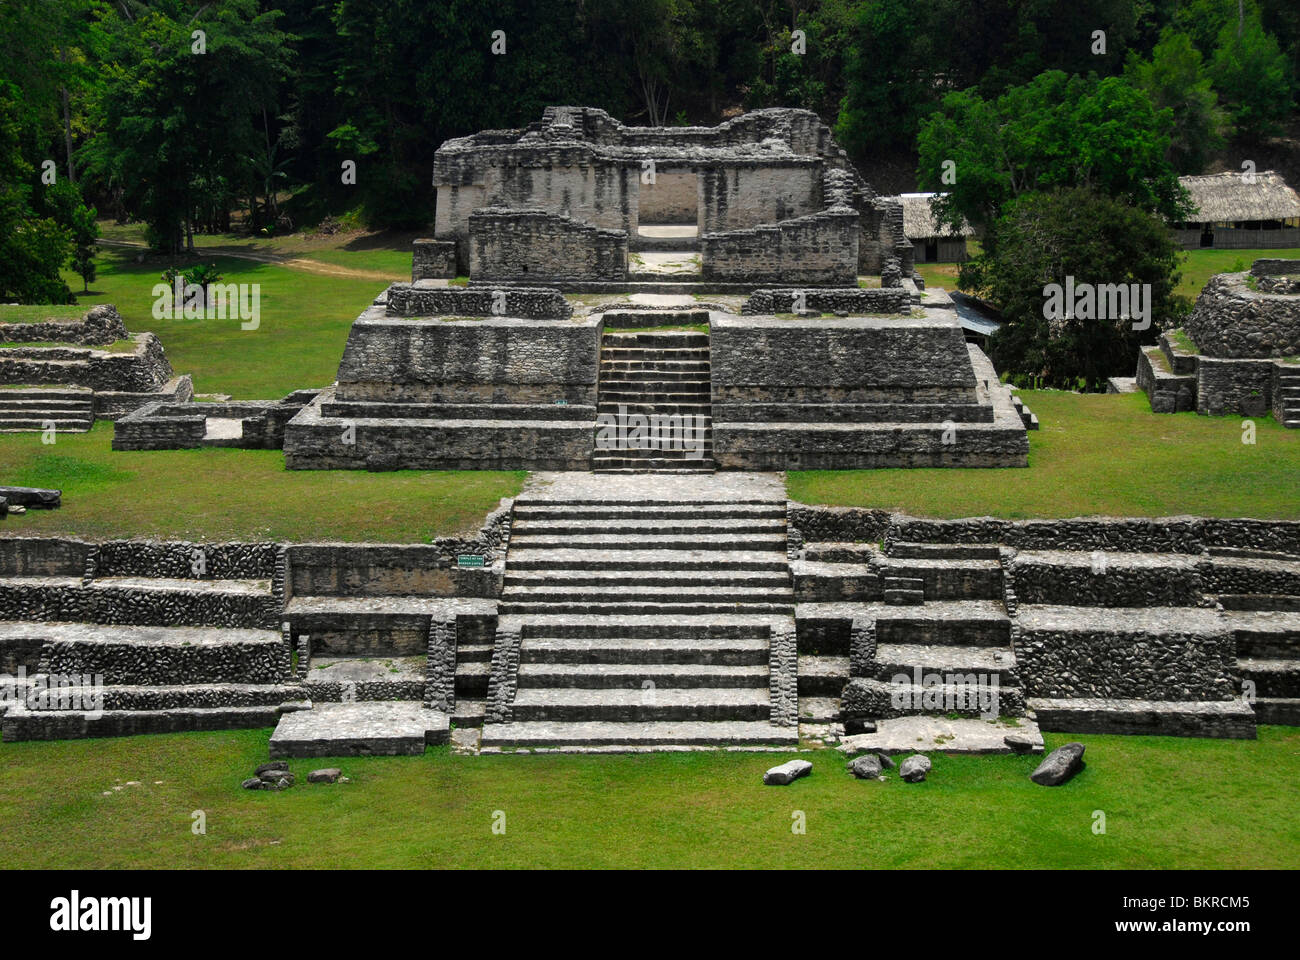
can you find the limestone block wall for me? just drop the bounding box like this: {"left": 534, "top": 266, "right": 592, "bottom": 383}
{"left": 1009, "top": 552, "right": 1205, "bottom": 607}
{"left": 698, "top": 163, "right": 821, "bottom": 232}
{"left": 412, "top": 239, "right": 458, "bottom": 280}
{"left": 711, "top": 315, "right": 977, "bottom": 406}
{"left": 0, "top": 333, "right": 172, "bottom": 392}
{"left": 1015, "top": 609, "right": 1237, "bottom": 701}
{"left": 741, "top": 288, "right": 911, "bottom": 316}
{"left": 0, "top": 537, "right": 92, "bottom": 577}
{"left": 385, "top": 285, "right": 572, "bottom": 319}
{"left": 113, "top": 391, "right": 320, "bottom": 451}
{"left": 1195, "top": 356, "right": 1276, "bottom": 416}
{"left": 469, "top": 208, "right": 627, "bottom": 281}
{"left": 334, "top": 308, "right": 599, "bottom": 404}
{"left": 1184, "top": 273, "right": 1300, "bottom": 358}
{"left": 700, "top": 209, "right": 859, "bottom": 284}
{"left": 0, "top": 304, "right": 126, "bottom": 345}
{"left": 638, "top": 170, "right": 698, "bottom": 223}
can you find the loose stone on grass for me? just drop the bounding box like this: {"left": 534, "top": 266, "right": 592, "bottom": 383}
{"left": 1030, "top": 742, "right": 1086, "bottom": 786}
{"left": 846, "top": 754, "right": 882, "bottom": 779}
{"left": 899, "top": 754, "right": 931, "bottom": 783}
{"left": 763, "top": 759, "right": 812, "bottom": 785}
{"left": 307, "top": 768, "right": 342, "bottom": 784}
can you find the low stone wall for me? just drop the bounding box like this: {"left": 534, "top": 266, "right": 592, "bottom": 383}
{"left": 412, "top": 239, "right": 458, "bottom": 281}
{"left": 700, "top": 209, "right": 859, "bottom": 284}
{"left": 469, "top": 208, "right": 627, "bottom": 281}
{"left": 113, "top": 390, "right": 319, "bottom": 451}
{"left": 1136, "top": 346, "right": 1197, "bottom": 413}
{"left": 42, "top": 635, "right": 283, "bottom": 685}
{"left": 741, "top": 287, "right": 911, "bottom": 316}
{"left": 95, "top": 541, "right": 280, "bottom": 580}
{"left": 1250, "top": 259, "right": 1300, "bottom": 277}
{"left": 1196, "top": 356, "right": 1276, "bottom": 416}
{"left": 1016, "top": 608, "right": 1236, "bottom": 701}
{"left": 385, "top": 284, "right": 573, "bottom": 320}
{"left": 1184, "top": 273, "right": 1300, "bottom": 358}
{"left": 0, "top": 333, "right": 172, "bottom": 392}
{"left": 0, "top": 537, "right": 92, "bottom": 577}
{"left": 1009, "top": 552, "right": 1204, "bottom": 606}
{"left": 0, "top": 581, "right": 276, "bottom": 630}
{"left": 0, "top": 304, "right": 126, "bottom": 345}
{"left": 788, "top": 508, "right": 1300, "bottom": 556}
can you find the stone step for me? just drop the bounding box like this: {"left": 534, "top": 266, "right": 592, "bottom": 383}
{"left": 18, "top": 681, "right": 299, "bottom": 711}
{"left": 797, "top": 655, "right": 849, "bottom": 696}
{"left": 602, "top": 332, "right": 709, "bottom": 347}
{"left": 504, "top": 583, "right": 793, "bottom": 604}
{"left": 506, "top": 548, "right": 789, "bottom": 570}
{"left": 501, "top": 600, "right": 793, "bottom": 617}
{"left": 1253, "top": 697, "right": 1300, "bottom": 725}
{"left": 453, "top": 659, "right": 491, "bottom": 696}
{"left": 802, "top": 542, "right": 878, "bottom": 563}
{"left": 2, "top": 704, "right": 281, "bottom": 742}
{"left": 508, "top": 686, "right": 771, "bottom": 722}
{"left": 872, "top": 643, "right": 1018, "bottom": 681}
{"left": 1218, "top": 593, "right": 1300, "bottom": 611}
{"left": 0, "top": 576, "right": 275, "bottom": 629}
{"left": 1027, "top": 697, "right": 1256, "bottom": 739}
{"left": 455, "top": 642, "right": 495, "bottom": 663}
{"left": 269, "top": 701, "right": 449, "bottom": 757}
{"left": 512, "top": 614, "right": 777, "bottom": 639}
{"left": 874, "top": 602, "right": 1012, "bottom": 646}
{"left": 791, "top": 561, "right": 878, "bottom": 602}
{"left": 480, "top": 719, "right": 797, "bottom": 749}
{"left": 507, "top": 532, "right": 786, "bottom": 551}
{"left": 880, "top": 557, "right": 1004, "bottom": 600}
{"left": 0, "top": 386, "right": 94, "bottom": 400}
{"left": 512, "top": 501, "right": 783, "bottom": 520}
{"left": 844, "top": 676, "right": 1023, "bottom": 718}
{"left": 887, "top": 542, "right": 1002, "bottom": 560}
{"left": 520, "top": 636, "right": 769, "bottom": 665}
{"left": 453, "top": 699, "right": 486, "bottom": 728}
{"left": 515, "top": 662, "right": 769, "bottom": 689}
{"left": 510, "top": 517, "right": 779, "bottom": 535}
{"left": 596, "top": 404, "right": 712, "bottom": 417}
{"left": 600, "top": 377, "right": 711, "bottom": 389}
{"left": 796, "top": 696, "right": 840, "bottom": 723}
{"left": 591, "top": 442, "right": 715, "bottom": 456}
{"left": 592, "top": 461, "right": 717, "bottom": 474}
{"left": 883, "top": 588, "right": 925, "bottom": 605}
{"left": 1221, "top": 608, "right": 1300, "bottom": 658}
{"left": 0, "top": 399, "right": 95, "bottom": 411}
{"left": 504, "top": 568, "right": 790, "bottom": 589}
{"left": 36, "top": 625, "right": 286, "bottom": 686}
{"left": 0, "top": 418, "right": 93, "bottom": 431}
{"left": 1238, "top": 657, "right": 1300, "bottom": 698}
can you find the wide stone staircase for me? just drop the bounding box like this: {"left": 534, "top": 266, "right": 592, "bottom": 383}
{"left": 0, "top": 386, "right": 95, "bottom": 433}
{"left": 0, "top": 549, "right": 292, "bottom": 740}
{"left": 479, "top": 493, "right": 798, "bottom": 749}
{"left": 592, "top": 330, "right": 714, "bottom": 473}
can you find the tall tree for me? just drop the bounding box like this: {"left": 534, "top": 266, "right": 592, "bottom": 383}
{"left": 1209, "top": 10, "right": 1293, "bottom": 141}
{"left": 1125, "top": 29, "right": 1226, "bottom": 173}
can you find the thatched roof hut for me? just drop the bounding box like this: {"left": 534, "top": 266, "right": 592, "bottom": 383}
{"left": 1178, "top": 171, "right": 1300, "bottom": 224}
{"left": 897, "top": 193, "right": 974, "bottom": 240}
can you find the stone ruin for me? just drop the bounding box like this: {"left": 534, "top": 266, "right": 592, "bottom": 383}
{"left": 424, "top": 105, "right": 913, "bottom": 286}
{"left": 0, "top": 305, "right": 192, "bottom": 433}
{"left": 276, "top": 106, "right": 1037, "bottom": 473}
{"left": 1137, "top": 258, "right": 1300, "bottom": 425}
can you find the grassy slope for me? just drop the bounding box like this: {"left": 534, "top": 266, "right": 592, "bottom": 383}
{"left": 1, "top": 727, "right": 1295, "bottom": 869}
{"left": 789, "top": 390, "right": 1300, "bottom": 519}
{"left": 0, "top": 424, "right": 523, "bottom": 541}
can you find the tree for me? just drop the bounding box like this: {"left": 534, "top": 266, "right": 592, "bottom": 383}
{"left": 969, "top": 188, "right": 1187, "bottom": 391}
{"left": 1209, "top": 11, "right": 1292, "bottom": 141}
{"left": 917, "top": 71, "right": 1190, "bottom": 248}
{"left": 41, "top": 181, "right": 99, "bottom": 293}
{"left": 1125, "top": 30, "right": 1226, "bottom": 173}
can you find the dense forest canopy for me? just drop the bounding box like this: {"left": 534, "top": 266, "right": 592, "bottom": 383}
{"left": 2, "top": 0, "right": 1298, "bottom": 391}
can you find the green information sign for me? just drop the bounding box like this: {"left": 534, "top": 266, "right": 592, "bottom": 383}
{"left": 457, "top": 554, "right": 485, "bottom": 568}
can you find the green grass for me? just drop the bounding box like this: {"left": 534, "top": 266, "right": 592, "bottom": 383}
{"left": 0, "top": 304, "right": 88, "bottom": 323}
{"left": 61, "top": 247, "right": 386, "bottom": 398}
{"left": 0, "top": 726, "right": 1295, "bottom": 868}
{"left": 1173, "top": 247, "right": 1300, "bottom": 300}
{"left": 0, "top": 424, "right": 523, "bottom": 541}
{"left": 789, "top": 390, "right": 1300, "bottom": 519}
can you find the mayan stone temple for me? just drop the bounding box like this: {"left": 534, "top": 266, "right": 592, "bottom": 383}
{"left": 4, "top": 107, "right": 1296, "bottom": 764}
{"left": 281, "top": 107, "right": 1035, "bottom": 474}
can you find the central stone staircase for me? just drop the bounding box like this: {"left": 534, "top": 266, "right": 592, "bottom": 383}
{"left": 592, "top": 330, "right": 714, "bottom": 473}
{"left": 1279, "top": 370, "right": 1300, "bottom": 428}
{"left": 480, "top": 491, "right": 798, "bottom": 749}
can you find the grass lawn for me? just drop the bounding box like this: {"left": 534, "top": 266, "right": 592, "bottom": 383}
{"left": 1, "top": 726, "right": 1295, "bottom": 868}
{"left": 0, "top": 424, "right": 523, "bottom": 542}
{"left": 58, "top": 246, "right": 388, "bottom": 398}
{"left": 0, "top": 339, "right": 138, "bottom": 352}
{"left": 0, "top": 304, "right": 89, "bottom": 323}
{"left": 789, "top": 390, "right": 1300, "bottom": 519}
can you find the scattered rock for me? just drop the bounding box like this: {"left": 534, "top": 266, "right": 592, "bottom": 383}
{"left": 255, "top": 761, "right": 289, "bottom": 776}
{"left": 241, "top": 777, "right": 264, "bottom": 790}
{"left": 878, "top": 753, "right": 897, "bottom": 770}
{"left": 846, "top": 755, "right": 882, "bottom": 779}
{"left": 307, "top": 768, "right": 342, "bottom": 784}
{"left": 259, "top": 769, "right": 294, "bottom": 787}
{"left": 843, "top": 719, "right": 876, "bottom": 736}
{"left": 1031, "top": 742, "right": 1086, "bottom": 786}
{"left": 899, "top": 754, "right": 931, "bottom": 783}
{"left": 763, "top": 759, "right": 812, "bottom": 785}
{"left": 9, "top": 505, "right": 26, "bottom": 515}
{"left": 1004, "top": 734, "right": 1034, "bottom": 755}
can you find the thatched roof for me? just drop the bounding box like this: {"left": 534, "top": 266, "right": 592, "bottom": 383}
{"left": 896, "top": 193, "right": 973, "bottom": 239}
{"left": 1179, "top": 170, "right": 1300, "bottom": 223}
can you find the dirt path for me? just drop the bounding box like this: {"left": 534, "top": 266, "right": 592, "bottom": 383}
{"left": 97, "top": 238, "right": 403, "bottom": 282}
